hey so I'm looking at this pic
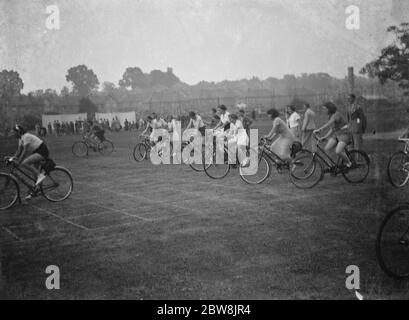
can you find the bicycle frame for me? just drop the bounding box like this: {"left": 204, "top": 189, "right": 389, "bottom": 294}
{"left": 310, "top": 137, "right": 353, "bottom": 174}
{"left": 8, "top": 164, "right": 38, "bottom": 193}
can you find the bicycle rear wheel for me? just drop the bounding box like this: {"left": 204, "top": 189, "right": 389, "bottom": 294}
{"left": 387, "top": 151, "right": 409, "bottom": 188}
{"left": 239, "top": 154, "right": 271, "bottom": 184}
{"left": 342, "top": 150, "right": 370, "bottom": 183}
{"left": 290, "top": 150, "right": 322, "bottom": 189}
{"left": 72, "top": 141, "right": 88, "bottom": 157}
{"left": 98, "top": 140, "right": 114, "bottom": 156}
{"left": 40, "top": 167, "right": 73, "bottom": 202}
{"left": 133, "top": 143, "right": 148, "bottom": 161}
{"left": 376, "top": 204, "right": 409, "bottom": 279}
{"left": 0, "top": 173, "right": 19, "bottom": 210}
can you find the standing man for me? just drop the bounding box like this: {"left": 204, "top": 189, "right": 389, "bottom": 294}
{"left": 301, "top": 103, "right": 317, "bottom": 151}
{"left": 286, "top": 105, "right": 301, "bottom": 140}
{"left": 347, "top": 94, "right": 366, "bottom": 151}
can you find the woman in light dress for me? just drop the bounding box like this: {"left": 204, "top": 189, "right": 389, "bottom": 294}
{"left": 225, "top": 113, "right": 249, "bottom": 166}
{"left": 264, "top": 108, "right": 295, "bottom": 160}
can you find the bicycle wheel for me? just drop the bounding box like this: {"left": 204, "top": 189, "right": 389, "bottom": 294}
{"left": 188, "top": 144, "right": 210, "bottom": 172}
{"left": 239, "top": 154, "right": 271, "bottom": 184}
{"left": 376, "top": 204, "right": 409, "bottom": 279}
{"left": 203, "top": 146, "right": 230, "bottom": 179}
{"left": 342, "top": 150, "right": 370, "bottom": 183}
{"left": 387, "top": 151, "right": 409, "bottom": 188}
{"left": 72, "top": 141, "right": 88, "bottom": 157}
{"left": 40, "top": 167, "right": 73, "bottom": 202}
{"left": 98, "top": 140, "right": 114, "bottom": 156}
{"left": 133, "top": 143, "right": 148, "bottom": 161}
{"left": 0, "top": 173, "right": 19, "bottom": 210}
{"left": 290, "top": 150, "right": 323, "bottom": 189}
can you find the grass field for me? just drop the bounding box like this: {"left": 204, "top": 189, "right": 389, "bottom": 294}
{"left": 1, "top": 121, "right": 409, "bottom": 299}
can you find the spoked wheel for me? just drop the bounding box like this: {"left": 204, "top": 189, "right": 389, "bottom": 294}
{"left": 290, "top": 150, "right": 323, "bottom": 189}
{"left": 98, "top": 140, "right": 114, "bottom": 156}
{"left": 376, "top": 204, "right": 409, "bottom": 279}
{"left": 187, "top": 144, "right": 210, "bottom": 172}
{"left": 239, "top": 152, "right": 271, "bottom": 185}
{"left": 40, "top": 167, "right": 73, "bottom": 202}
{"left": 203, "top": 145, "right": 230, "bottom": 179}
{"left": 72, "top": 141, "right": 88, "bottom": 157}
{"left": 387, "top": 151, "right": 409, "bottom": 188}
{"left": 133, "top": 143, "right": 148, "bottom": 162}
{"left": 0, "top": 173, "right": 19, "bottom": 210}
{"left": 342, "top": 150, "right": 370, "bottom": 183}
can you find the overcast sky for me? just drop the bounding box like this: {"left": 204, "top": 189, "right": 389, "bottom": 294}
{"left": 1, "top": 0, "right": 408, "bottom": 93}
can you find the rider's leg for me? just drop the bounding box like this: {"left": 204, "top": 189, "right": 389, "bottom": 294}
{"left": 21, "top": 153, "right": 46, "bottom": 184}
{"left": 335, "top": 141, "right": 352, "bottom": 166}
{"left": 324, "top": 138, "right": 337, "bottom": 153}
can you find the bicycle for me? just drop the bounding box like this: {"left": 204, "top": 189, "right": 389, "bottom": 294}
{"left": 387, "top": 137, "right": 409, "bottom": 188}
{"left": 202, "top": 135, "right": 304, "bottom": 183}
{"left": 0, "top": 157, "right": 73, "bottom": 210}
{"left": 238, "top": 138, "right": 309, "bottom": 185}
{"left": 376, "top": 203, "right": 409, "bottom": 279}
{"left": 290, "top": 132, "right": 370, "bottom": 188}
{"left": 133, "top": 134, "right": 210, "bottom": 172}
{"left": 72, "top": 135, "right": 114, "bottom": 157}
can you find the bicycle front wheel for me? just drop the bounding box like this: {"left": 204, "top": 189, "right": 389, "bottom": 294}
{"left": 0, "top": 173, "right": 19, "bottom": 210}
{"left": 203, "top": 146, "right": 230, "bottom": 179}
{"left": 98, "top": 140, "right": 114, "bottom": 156}
{"left": 72, "top": 141, "right": 88, "bottom": 157}
{"left": 133, "top": 143, "right": 148, "bottom": 161}
{"left": 387, "top": 151, "right": 409, "bottom": 188}
{"left": 342, "top": 150, "right": 370, "bottom": 183}
{"left": 41, "top": 167, "right": 73, "bottom": 202}
{"left": 290, "top": 151, "right": 322, "bottom": 189}
{"left": 376, "top": 204, "right": 409, "bottom": 279}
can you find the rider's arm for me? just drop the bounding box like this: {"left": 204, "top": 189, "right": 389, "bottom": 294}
{"left": 141, "top": 123, "right": 150, "bottom": 136}
{"left": 265, "top": 120, "right": 278, "bottom": 140}
{"left": 12, "top": 144, "right": 23, "bottom": 160}
{"left": 321, "top": 128, "right": 334, "bottom": 140}
{"left": 316, "top": 116, "right": 335, "bottom": 134}
{"left": 17, "top": 145, "right": 28, "bottom": 164}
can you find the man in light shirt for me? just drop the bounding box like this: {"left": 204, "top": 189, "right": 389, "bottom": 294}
{"left": 286, "top": 105, "right": 301, "bottom": 140}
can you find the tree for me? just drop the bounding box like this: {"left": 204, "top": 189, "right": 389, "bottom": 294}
{"left": 60, "top": 86, "right": 70, "bottom": 96}
{"left": 119, "top": 67, "right": 150, "bottom": 90}
{"left": 65, "top": 65, "right": 99, "bottom": 96}
{"left": 0, "top": 69, "right": 24, "bottom": 104}
{"left": 78, "top": 97, "right": 98, "bottom": 120}
{"left": 361, "top": 23, "right": 409, "bottom": 94}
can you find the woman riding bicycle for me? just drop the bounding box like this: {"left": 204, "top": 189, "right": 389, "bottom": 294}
{"left": 313, "top": 101, "right": 352, "bottom": 168}
{"left": 263, "top": 108, "right": 295, "bottom": 161}
{"left": 9, "top": 125, "right": 49, "bottom": 198}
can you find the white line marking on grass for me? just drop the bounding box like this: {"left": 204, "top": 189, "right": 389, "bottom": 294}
{"left": 0, "top": 226, "right": 22, "bottom": 241}
{"left": 75, "top": 181, "right": 204, "bottom": 215}
{"left": 27, "top": 204, "right": 89, "bottom": 231}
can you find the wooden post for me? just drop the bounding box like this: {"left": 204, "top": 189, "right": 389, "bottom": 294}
{"left": 348, "top": 67, "right": 355, "bottom": 94}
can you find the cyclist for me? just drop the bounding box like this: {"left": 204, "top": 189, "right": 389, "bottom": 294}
{"left": 226, "top": 113, "right": 249, "bottom": 167}
{"left": 86, "top": 120, "right": 105, "bottom": 149}
{"left": 9, "top": 125, "right": 49, "bottom": 198}
{"left": 313, "top": 101, "right": 352, "bottom": 168}
{"left": 263, "top": 108, "right": 295, "bottom": 161}
{"left": 186, "top": 111, "right": 206, "bottom": 136}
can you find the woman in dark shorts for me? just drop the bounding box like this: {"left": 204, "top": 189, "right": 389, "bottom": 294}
{"left": 10, "top": 125, "right": 50, "bottom": 197}
{"left": 313, "top": 102, "right": 352, "bottom": 167}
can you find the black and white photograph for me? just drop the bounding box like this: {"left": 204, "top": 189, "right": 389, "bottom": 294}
{"left": 1, "top": 0, "right": 409, "bottom": 303}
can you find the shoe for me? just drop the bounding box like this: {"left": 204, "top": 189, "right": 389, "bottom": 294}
{"left": 35, "top": 172, "right": 46, "bottom": 185}
{"left": 25, "top": 191, "right": 38, "bottom": 200}
{"left": 240, "top": 157, "right": 250, "bottom": 168}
